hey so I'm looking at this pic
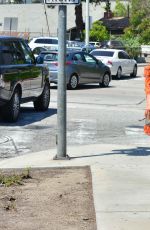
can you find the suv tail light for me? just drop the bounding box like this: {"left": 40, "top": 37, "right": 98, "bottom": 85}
{"left": 107, "top": 60, "right": 113, "bottom": 66}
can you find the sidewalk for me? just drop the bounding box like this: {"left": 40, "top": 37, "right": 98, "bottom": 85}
{"left": 1, "top": 143, "right": 150, "bottom": 230}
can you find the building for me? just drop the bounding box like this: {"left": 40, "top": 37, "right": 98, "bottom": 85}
{"left": 0, "top": 1, "right": 129, "bottom": 39}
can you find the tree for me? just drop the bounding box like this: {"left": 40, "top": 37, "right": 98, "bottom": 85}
{"left": 130, "top": 0, "right": 150, "bottom": 29}
{"left": 75, "top": 4, "right": 84, "bottom": 40}
{"left": 74, "top": 0, "right": 105, "bottom": 40}
{"left": 89, "top": 21, "right": 109, "bottom": 42}
{"left": 104, "top": 0, "right": 111, "bottom": 12}
{"left": 122, "top": 32, "right": 141, "bottom": 58}
{"left": 113, "top": 0, "right": 127, "bottom": 17}
{"left": 138, "top": 18, "right": 150, "bottom": 44}
{"left": 124, "top": 0, "right": 150, "bottom": 45}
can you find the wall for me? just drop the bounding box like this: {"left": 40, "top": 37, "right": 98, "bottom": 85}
{"left": 0, "top": 1, "right": 123, "bottom": 38}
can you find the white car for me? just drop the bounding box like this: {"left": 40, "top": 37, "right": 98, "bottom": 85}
{"left": 90, "top": 49, "right": 137, "bottom": 79}
{"left": 28, "top": 37, "right": 58, "bottom": 51}
{"left": 89, "top": 41, "right": 100, "bottom": 47}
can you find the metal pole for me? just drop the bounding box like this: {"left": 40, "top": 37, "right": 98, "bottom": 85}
{"left": 43, "top": 2, "right": 50, "bottom": 36}
{"left": 54, "top": 5, "right": 69, "bottom": 160}
{"left": 85, "top": 0, "right": 89, "bottom": 52}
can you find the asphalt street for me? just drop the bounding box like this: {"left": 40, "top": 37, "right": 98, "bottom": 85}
{"left": 0, "top": 64, "right": 149, "bottom": 159}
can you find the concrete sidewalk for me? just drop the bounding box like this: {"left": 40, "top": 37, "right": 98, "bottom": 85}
{"left": 1, "top": 143, "right": 150, "bottom": 230}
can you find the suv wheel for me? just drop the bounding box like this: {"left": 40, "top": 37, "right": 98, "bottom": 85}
{"left": 34, "top": 82, "right": 50, "bottom": 111}
{"left": 116, "top": 67, "right": 122, "bottom": 79}
{"left": 2, "top": 89, "right": 20, "bottom": 122}
{"left": 100, "top": 73, "right": 110, "bottom": 87}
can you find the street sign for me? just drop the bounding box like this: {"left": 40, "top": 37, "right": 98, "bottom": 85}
{"left": 45, "top": 0, "right": 80, "bottom": 4}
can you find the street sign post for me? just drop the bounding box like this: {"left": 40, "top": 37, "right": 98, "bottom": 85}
{"left": 55, "top": 5, "right": 69, "bottom": 160}
{"left": 44, "top": 0, "right": 80, "bottom": 159}
{"left": 85, "top": 0, "right": 89, "bottom": 52}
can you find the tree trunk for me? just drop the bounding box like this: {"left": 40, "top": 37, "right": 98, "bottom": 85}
{"left": 75, "top": 4, "right": 84, "bottom": 40}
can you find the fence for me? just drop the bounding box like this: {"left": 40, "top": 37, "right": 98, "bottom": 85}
{"left": 0, "top": 30, "right": 70, "bottom": 40}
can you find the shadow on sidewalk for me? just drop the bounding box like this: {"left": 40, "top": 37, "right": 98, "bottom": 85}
{"left": 71, "top": 146, "right": 150, "bottom": 159}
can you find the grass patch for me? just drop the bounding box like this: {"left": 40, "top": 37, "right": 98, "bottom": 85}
{"left": 0, "top": 168, "right": 31, "bottom": 187}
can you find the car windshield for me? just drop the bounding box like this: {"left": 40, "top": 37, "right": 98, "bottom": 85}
{"left": 91, "top": 50, "right": 114, "bottom": 57}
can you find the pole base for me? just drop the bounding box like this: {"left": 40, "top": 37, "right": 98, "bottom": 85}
{"left": 53, "top": 154, "right": 70, "bottom": 160}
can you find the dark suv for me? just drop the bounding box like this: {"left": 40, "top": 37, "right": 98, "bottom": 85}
{"left": 0, "top": 36, "right": 50, "bottom": 122}
{"left": 100, "top": 40, "right": 125, "bottom": 50}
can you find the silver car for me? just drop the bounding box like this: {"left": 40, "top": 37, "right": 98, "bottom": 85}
{"left": 90, "top": 49, "right": 137, "bottom": 79}
{"left": 38, "top": 51, "right": 111, "bottom": 89}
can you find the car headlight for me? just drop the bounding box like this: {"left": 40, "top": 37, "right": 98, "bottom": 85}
{"left": 0, "top": 74, "right": 5, "bottom": 88}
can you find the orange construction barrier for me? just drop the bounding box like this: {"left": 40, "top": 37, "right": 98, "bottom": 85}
{"left": 144, "top": 65, "right": 150, "bottom": 135}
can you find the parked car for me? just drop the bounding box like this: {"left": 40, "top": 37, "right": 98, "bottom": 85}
{"left": 89, "top": 41, "right": 100, "bottom": 47}
{"left": 141, "top": 45, "right": 150, "bottom": 57}
{"left": 81, "top": 44, "right": 96, "bottom": 53}
{"left": 37, "top": 50, "right": 111, "bottom": 89}
{"left": 0, "top": 36, "right": 50, "bottom": 122}
{"left": 28, "top": 37, "right": 58, "bottom": 51}
{"left": 90, "top": 49, "right": 137, "bottom": 79}
{"left": 66, "top": 40, "right": 85, "bottom": 48}
{"left": 66, "top": 46, "right": 82, "bottom": 52}
{"left": 66, "top": 40, "right": 84, "bottom": 52}
{"left": 100, "top": 40, "right": 125, "bottom": 50}
{"left": 32, "top": 46, "right": 48, "bottom": 58}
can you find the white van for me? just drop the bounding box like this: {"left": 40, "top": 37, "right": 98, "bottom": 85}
{"left": 89, "top": 41, "right": 100, "bottom": 47}
{"left": 28, "top": 37, "right": 58, "bottom": 51}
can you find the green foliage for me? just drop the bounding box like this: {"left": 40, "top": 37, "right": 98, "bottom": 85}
{"left": 113, "top": 0, "right": 127, "bottom": 17}
{"left": 89, "top": 21, "right": 109, "bottom": 42}
{"left": 105, "top": 0, "right": 111, "bottom": 12}
{"left": 123, "top": 0, "right": 150, "bottom": 46}
{"left": 138, "top": 18, "right": 150, "bottom": 45}
{"left": 0, "top": 168, "right": 31, "bottom": 187}
{"left": 122, "top": 34, "right": 141, "bottom": 58}
{"left": 0, "top": 174, "right": 22, "bottom": 187}
{"left": 130, "top": 10, "right": 146, "bottom": 28}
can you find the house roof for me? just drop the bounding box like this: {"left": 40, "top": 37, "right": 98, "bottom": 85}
{"left": 67, "top": 16, "right": 130, "bottom": 35}
{"left": 100, "top": 16, "right": 130, "bottom": 31}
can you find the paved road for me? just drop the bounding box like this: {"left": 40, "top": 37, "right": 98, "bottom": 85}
{"left": 0, "top": 65, "right": 149, "bottom": 159}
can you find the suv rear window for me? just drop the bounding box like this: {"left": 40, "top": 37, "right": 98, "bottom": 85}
{"left": 35, "top": 38, "right": 58, "bottom": 45}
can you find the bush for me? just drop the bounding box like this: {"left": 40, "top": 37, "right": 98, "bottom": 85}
{"left": 89, "top": 21, "right": 109, "bottom": 42}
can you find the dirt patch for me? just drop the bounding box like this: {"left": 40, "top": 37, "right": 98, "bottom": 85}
{"left": 0, "top": 166, "right": 96, "bottom": 230}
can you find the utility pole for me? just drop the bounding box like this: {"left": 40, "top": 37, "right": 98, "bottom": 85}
{"left": 54, "top": 5, "right": 69, "bottom": 160}
{"left": 44, "top": 0, "right": 80, "bottom": 160}
{"left": 85, "top": 0, "right": 89, "bottom": 52}
{"left": 43, "top": 2, "right": 50, "bottom": 36}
